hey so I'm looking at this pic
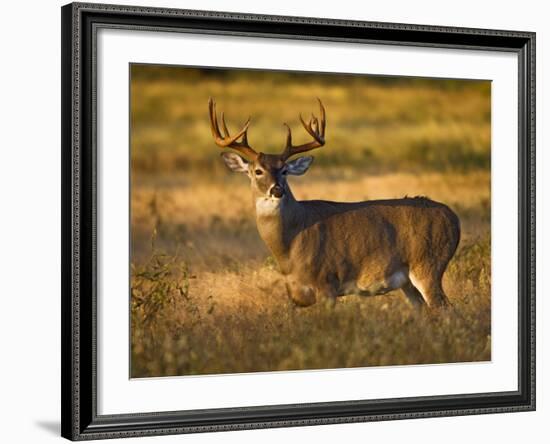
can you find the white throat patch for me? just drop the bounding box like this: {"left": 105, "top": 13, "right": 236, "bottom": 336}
{"left": 255, "top": 197, "right": 282, "bottom": 216}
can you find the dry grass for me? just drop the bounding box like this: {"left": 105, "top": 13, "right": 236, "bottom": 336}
{"left": 130, "top": 66, "right": 491, "bottom": 378}
{"left": 130, "top": 171, "right": 491, "bottom": 378}
{"left": 131, "top": 66, "right": 490, "bottom": 173}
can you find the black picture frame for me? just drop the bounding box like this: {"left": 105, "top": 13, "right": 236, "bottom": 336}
{"left": 61, "top": 2, "right": 536, "bottom": 440}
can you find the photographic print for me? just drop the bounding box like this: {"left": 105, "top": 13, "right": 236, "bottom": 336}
{"left": 62, "top": 5, "right": 535, "bottom": 438}
{"left": 129, "top": 64, "right": 491, "bottom": 378}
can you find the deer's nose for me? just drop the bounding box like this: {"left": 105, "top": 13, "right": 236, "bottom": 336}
{"left": 270, "top": 184, "right": 284, "bottom": 198}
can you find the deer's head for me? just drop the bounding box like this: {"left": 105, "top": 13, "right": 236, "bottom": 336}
{"left": 208, "top": 98, "right": 326, "bottom": 202}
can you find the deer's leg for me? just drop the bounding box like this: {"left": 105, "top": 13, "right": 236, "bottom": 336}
{"left": 285, "top": 280, "right": 316, "bottom": 307}
{"left": 409, "top": 270, "right": 450, "bottom": 309}
{"left": 429, "top": 280, "right": 451, "bottom": 308}
{"left": 400, "top": 280, "right": 426, "bottom": 309}
{"left": 316, "top": 284, "right": 337, "bottom": 308}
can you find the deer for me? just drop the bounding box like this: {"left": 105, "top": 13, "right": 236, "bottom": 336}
{"left": 208, "top": 97, "right": 460, "bottom": 309}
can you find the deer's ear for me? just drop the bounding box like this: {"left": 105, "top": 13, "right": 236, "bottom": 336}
{"left": 221, "top": 152, "right": 249, "bottom": 173}
{"left": 286, "top": 156, "right": 314, "bottom": 176}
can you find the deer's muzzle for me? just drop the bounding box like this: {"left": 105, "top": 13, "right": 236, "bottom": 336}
{"left": 269, "top": 184, "right": 284, "bottom": 198}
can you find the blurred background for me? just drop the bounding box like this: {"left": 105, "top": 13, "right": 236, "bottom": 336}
{"left": 130, "top": 65, "right": 491, "bottom": 378}
{"left": 131, "top": 65, "right": 490, "bottom": 174}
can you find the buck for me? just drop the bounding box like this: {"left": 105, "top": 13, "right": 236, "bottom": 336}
{"left": 208, "top": 98, "right": 460, "bottom": 309}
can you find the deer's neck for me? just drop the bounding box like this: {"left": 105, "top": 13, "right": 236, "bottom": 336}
{"left": 254, "top": 191, "right": 304, "bottom": 272}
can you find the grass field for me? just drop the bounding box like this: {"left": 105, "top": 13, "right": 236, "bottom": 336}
{"left": 130, "top": 65, "right": 491, "bottom": 378}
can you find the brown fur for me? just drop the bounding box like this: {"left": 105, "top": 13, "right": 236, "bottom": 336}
{"left": 213, "top": 98, "right": 460, "bottom": 309}
{"left": 223, "top": 152, "right": 460, "bottom": 309}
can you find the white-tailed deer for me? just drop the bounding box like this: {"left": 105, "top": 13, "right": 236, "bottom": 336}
{"left": 209, "top": 98, "right": 460, "bottom": 309}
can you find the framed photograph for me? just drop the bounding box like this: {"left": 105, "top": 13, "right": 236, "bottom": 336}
{"left": 61, "top": 2, "right": 535, "bottom": 440}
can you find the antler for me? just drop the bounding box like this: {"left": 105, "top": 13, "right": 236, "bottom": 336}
{"left": 281, "top": 98, "right": 326, "bottom": 161}
{"left": 208, "top": 98, "right": 258, "bottom": 160}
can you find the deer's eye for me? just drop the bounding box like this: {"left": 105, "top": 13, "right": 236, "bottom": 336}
{"left": 254, "top": 169, "right": 263, "bottom": 176}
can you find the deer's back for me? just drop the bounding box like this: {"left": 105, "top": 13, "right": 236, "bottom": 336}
{"left": 290, "top": 197, "right": 460, "bottom": 278}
